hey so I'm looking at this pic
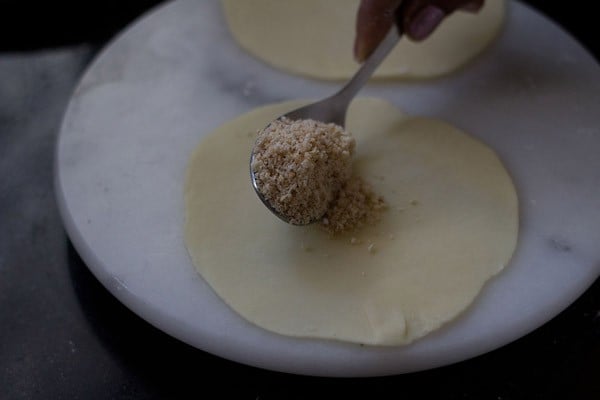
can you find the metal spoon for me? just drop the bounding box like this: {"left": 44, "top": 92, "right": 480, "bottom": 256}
{"left": 250, "top": 27, "right": 401, "bottom": 224}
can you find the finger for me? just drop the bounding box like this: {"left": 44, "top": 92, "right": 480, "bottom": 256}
{"left": 354, "top": 0, "right": 403, "bottom": 62}
{"left": 460, "top": 0, "right": 484, "bottom": 12}
{"left": 400, "top": 0, "right": 484, "bottom": 41}
{"left": 400, "top": 0, "right": 446, "bottom": 41}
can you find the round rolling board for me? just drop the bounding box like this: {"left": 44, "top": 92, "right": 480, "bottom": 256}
{"left": 55, "top": 0, "right": 600, "bottom": 376}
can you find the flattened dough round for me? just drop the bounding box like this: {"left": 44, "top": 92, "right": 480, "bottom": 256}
{"left": 221, "top": 0, "right": 506, "bottom": 80}
{"left": 184, "top": 98, "right": 518, "bottom": 346}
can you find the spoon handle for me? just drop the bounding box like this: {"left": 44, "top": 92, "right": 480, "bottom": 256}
{"left": 335, "top": 27, "right": 401, "bottom": 103}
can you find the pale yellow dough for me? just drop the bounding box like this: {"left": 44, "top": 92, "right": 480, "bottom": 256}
{"left": 184, "top": 98, "right": 518, "bottom": 346}
{"left": 221, "top": 0, "right": 506, "bottom": 80}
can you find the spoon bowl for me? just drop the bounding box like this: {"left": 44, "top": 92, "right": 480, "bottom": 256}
{"left": 250, "top": 27, "right": 401, "bottom": 224}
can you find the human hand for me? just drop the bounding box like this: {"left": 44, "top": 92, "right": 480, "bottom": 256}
{"left": 354, "top": 0, "right": 484, "bottom": 61}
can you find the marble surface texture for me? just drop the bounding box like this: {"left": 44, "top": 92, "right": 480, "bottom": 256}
{"left": 54, "top": 0, "right": 600, "bottom": 377}
{"left": 1, "top": 0, "right": 599, "bottom": 397}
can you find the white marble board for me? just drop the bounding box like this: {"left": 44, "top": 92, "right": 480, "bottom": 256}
{"left": 55, "top": 0, "right": 600, "bottom": 377}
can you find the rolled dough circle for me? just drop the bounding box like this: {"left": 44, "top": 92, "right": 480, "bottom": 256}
{"left": 221, "top": 0, "right": 506, "bottom": 80}
{"left": 184, "top": 98, "right": 518, "bottom": 346}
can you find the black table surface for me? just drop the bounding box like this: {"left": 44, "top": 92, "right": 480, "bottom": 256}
{"left": 1, "top": 1, "right": 599, "bottom": 399}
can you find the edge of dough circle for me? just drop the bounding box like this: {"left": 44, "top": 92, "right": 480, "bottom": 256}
{"left": 221, "top": 0, "right": 506, "bottom": 80}
{"left": 184, "top": 98, "right": 518, "bottom": 347}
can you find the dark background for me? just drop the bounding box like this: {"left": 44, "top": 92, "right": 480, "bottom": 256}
{"left": 1, "top": 1, "right": 598, "bottom": 399}
{"left": 0, "top": 1, "right": 597, "bottom": 57}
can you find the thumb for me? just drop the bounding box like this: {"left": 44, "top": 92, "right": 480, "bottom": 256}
{"left": 354, "top": 0, "right": 403, "bottom": 62}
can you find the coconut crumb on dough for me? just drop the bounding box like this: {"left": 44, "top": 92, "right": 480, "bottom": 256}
{"left": 252, "top": 117, "right": 385, "bottom": 233}
{"left": 320, "top": 175, "right": 386, "bottom": 235}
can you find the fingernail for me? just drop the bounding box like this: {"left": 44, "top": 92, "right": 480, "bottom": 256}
{"left": 354, "top": 38, "right": 367, "bottom": 62}
{"left": 408, "top": 5, "right": 445, "bottom": 41}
